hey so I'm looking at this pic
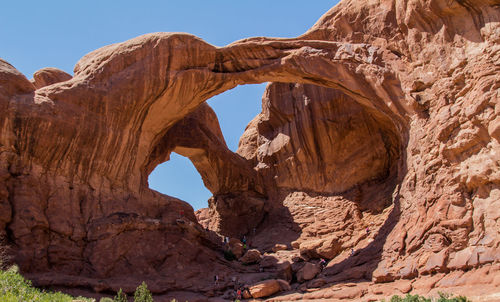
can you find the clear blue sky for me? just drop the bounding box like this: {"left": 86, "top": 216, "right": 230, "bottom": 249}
{"left": 1, "top": 1, "right": 337, "bottom": 210}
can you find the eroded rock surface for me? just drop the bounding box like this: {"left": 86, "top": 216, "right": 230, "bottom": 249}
{"left": 32, "top": 67, "right": 72, "bottom": 89}
{"left": 1, "top": 0, "right": 499, "bottom": 300}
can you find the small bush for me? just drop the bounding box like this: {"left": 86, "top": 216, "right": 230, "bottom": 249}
{"left": 384, "top": 293, "right": 471, "bottom": 302}
{"left": 100, "top": 297, "right": 114, "bottom": 302}
{"left": 113, "top": 288, "right": 127, "bottom": 302}
{"left": 436, "top": 292, "right": 470, "bottom": 302}
{"left": 389, "top": 294, "right": 431, "bottom": 302}
{"left": 0, "top": 265, "right": 93, "bottom": 302}
{"left": 134, "top": 281, "right": 153, "bottom": 302}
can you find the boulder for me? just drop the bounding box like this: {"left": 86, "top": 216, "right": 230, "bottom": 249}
{"left": 228, "top": 238, "right": 244, "bottom": 259}
{"left": 299, "top": 236, "right": 342, "bottom": 260}
{"left": 272, "top": 244, "right": 288, "bottom": 252}
{"left": 240, "top": 249, "right": 261, "bottom": 264}
{"left": 276, "top": 261, "right": 293, "bottom": 282}
{"left": 243, "top": 279, "right": 290, "bottom": 299}
{"left": 259, "top": 255, "right": 278, "bottom": 269}
{"left": 297, "top": 262, "right": 321, "bottom": 283}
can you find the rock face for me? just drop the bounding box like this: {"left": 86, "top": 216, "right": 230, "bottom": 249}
{"left": 32, "top": 67, "right": 72, "bottom": 89}
{"left": 239, "top": 83, "right": 399, "bottom": 200}
{"left": 1, "top": 0, "right": 499, "bottom": 300}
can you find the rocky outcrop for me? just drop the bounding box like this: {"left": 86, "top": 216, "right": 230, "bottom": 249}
{"left": 1, "top": 0, "right": 499, "bottom": 300}
{"left": 235, "top": 0, "right": 500, "bottom": 289}
{"left": 238, "top": 83, "right": 400, "bottom": 202}
{"left": 32, "top": 67, "right": 72, "bottom": 89}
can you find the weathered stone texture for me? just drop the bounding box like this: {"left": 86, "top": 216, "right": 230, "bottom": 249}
{"left": 1, "top": 0, "right": 499, "bottom": 299}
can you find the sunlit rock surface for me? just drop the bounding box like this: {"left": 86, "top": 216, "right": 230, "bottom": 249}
{"left": 1, "top": 0, "right": 499, "bottom": 300}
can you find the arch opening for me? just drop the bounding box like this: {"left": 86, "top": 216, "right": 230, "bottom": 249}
{"left": 145, "top": 78, "right": 404, "bottom": 230}
{"left": 207, "top": 83, "right": 267, "bottom": 152}
{"left": 147, "top": 83, "right": 268, "bottom": 210}
{"left": 148, "top": 152, "right": 211, "bottom": 210}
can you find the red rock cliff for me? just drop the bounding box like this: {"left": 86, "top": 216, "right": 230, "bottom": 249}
{"left": 0, "top": 0, "right": 499, "bottom": 299}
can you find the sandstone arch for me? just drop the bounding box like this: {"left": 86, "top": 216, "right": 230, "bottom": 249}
{"left": 1, "top": 0, "right": 499, "bottom": 298}
{"left": 30, "top": 33, "right": 408, "bottom": 194}
{"left": 1, "top": 31, "right": 407, "bottom": 290}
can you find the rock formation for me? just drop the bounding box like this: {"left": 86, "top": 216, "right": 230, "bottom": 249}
{"left": 32, "top": 67, "right": 72, "bottom": 89}
{"left": 1, "top": 0, "right": 499, "bottom": 300}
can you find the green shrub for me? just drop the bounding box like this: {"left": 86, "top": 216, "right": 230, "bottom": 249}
{"left": 133, "top": 281, "right": 153, "bottom": 302}
{"left": 436, "top": 292, "right": 470, "bottom": 302}
{"left": 0, "top": 265, "right": 93, "bottom": 302}
{"left": 113, "top": 288, "right": 128, "bottom": 302}
{"left": 100, "top": 297, "right": 114, "bottom": 302}
{"left": 384, "top": 293, "right": 471, "bottom": 302}
{"left": 388, "top": 294, "right": 431, "bottom": 302}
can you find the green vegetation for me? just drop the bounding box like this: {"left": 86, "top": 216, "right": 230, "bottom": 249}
{"left": 1, "top": 238, "right": 158, "bottom": 302}
{"left": 0, "top": 265, "right": 93, "bottom": 302}
{"left": 113, "top": 288, "right": 128, "bottom": 302}
{"left": 133, "top": 281, "right": 153, "bottom": 302}
{"left": 0, "top": 261, "right": 158, "bottom": 302}
{"left": 384, "top": 292, "right": 471, "bottom": 302}
{"left": 112, "top": 282, "right": 154, "bottom": 302}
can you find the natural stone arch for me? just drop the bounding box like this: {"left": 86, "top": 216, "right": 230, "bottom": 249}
{"left": 32, "top": 32, "right": 408, "bottom": 239}
{"left": 145, "top": 102, "right": 265, "bottom": 196}
{"left": 2, "top": 0, "right": 499, "bottom": 298}
{"left": 1, "top": 30, "right": 409, "bottom": 288}
{"left": 33, "top": 33, "right": 409, "bottom": 195}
